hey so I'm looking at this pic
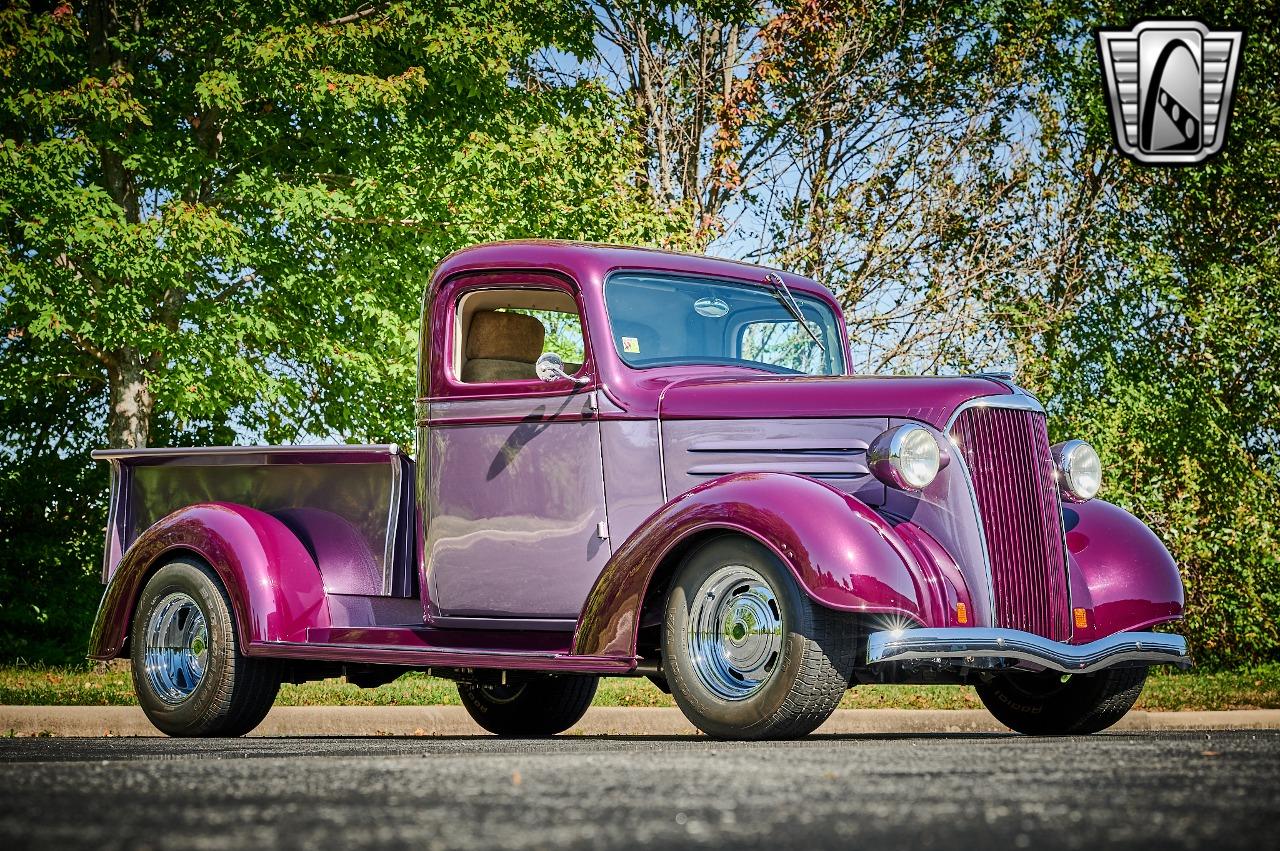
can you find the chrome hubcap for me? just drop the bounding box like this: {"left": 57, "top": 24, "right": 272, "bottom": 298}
{"left": 143, "top": 592, "right": 209, "bottom": 704}
{"left": 686, "top": 565, "right": 784, "bottom": 701}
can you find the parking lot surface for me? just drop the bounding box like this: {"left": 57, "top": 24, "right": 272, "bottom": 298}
{"left": 2, "top": 731, "right": 1276, "bottom": 849}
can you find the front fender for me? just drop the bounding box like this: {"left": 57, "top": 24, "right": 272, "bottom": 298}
{"left": 1064, "top": 499, "right": 1184, "bottom": 642}
{"left": 573, "top": 472, "right": 929, "bottom": 658}
{"left": 88, "top": 502, "right": 330, "bottom": 660}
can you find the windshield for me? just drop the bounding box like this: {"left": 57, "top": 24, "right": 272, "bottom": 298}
{"left": 604, "top": 272, "right": 845, "bottom": 375}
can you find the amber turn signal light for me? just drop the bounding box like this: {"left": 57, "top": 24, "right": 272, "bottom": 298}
{"left": 1073, "top": 608, "right": 1089, "bottom": 629}
{"left": 956, "top": 602, "right": 968, "bottom": 624}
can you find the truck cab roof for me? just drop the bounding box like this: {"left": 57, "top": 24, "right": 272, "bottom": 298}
{"left": 428, "top": 239, "right": 837, "bottom": 302}
{"left": 418, "top": 240, "right": 861, "bottom": 414}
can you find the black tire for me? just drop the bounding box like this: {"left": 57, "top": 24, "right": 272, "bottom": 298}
{"left": 130, "top": 558, "right": 281, "bottom": 737}
{"left": 976, "top": 665, "right": 1148, "bottom": 735}
{"left": 662, "top": 535, "right": 857, "bottom": 740}
{"left": 458, "top": 676, "right": 598, "bottom": 736}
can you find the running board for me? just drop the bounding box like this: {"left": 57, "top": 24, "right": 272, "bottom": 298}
{"left": 244, "top": 625, "right": 634, "bottom": 675}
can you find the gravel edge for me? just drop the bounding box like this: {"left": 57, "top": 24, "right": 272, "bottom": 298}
{"left": 3, "top": 705, "right": 1279, "bottom": 738}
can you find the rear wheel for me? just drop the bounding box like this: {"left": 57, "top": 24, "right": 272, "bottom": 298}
{"left": 662, "top": 536, "right": 858, "bottom": 740}
{"left": 130, "top": 558, "right": 281, "bottom": 737}
{"left": 976, "top": 666, "right": 1148, "bottom": 735}
{"left": 458, "top": 676, "right": 598, "bottom": 736}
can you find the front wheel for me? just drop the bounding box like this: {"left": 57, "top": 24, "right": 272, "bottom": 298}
{"left": 458, "top": 676, "right": 598, "bottom": 736}
{"left": 662, "top": 536, "right": 858, "bottom": 740}
{"left": 130, "top": 558, "right": 281, "bottom": 737}
{"left": 976, "top": 666, "right": 1148, "bottom": 735}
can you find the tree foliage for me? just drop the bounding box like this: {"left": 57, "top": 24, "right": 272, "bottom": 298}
{"left": 0, "top": 338, "right": 105, "bottom": 664}
{"left": 1005, "top": 0, "right": 1280, "bottom": 666}
{"left": 0, "top": 0, "right": 676, "bottom": 450}
{"left": 0, "top": 0, "right": 680, "bottom": 662}
{"left": 593, "top": 0, "right": 1097, "bottom": 372}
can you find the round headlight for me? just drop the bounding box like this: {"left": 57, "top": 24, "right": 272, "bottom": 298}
{"left": 1052, "top": 440, "right": 1102, "bottom": 502}
{"left": 869, "top": 424, "right": 942, "bottom": 490}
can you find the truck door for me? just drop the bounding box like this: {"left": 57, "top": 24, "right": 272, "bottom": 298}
{"left": 418, "top": 277, "right": 611, "bottom": 622}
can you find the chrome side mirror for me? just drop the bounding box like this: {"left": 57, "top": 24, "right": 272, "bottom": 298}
{"left": 535, "top": 352, "right": 588, "bottom": 385}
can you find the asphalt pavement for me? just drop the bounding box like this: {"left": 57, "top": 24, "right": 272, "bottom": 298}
{"left": 2, "top": 731, "right": 1277, "bottom": 850}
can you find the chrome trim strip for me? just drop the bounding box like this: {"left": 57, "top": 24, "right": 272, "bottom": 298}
{"left": 866, "top": 628, "right": 1190, "bottom": 674}
{"left": 101, "top": 459, "right": 123, "bottom": 582}
{"left": 382, "top": 455, "right": 403, "bottom": 596}
{"left": 428, "top": 616, "right": 579, "bottom": 632}
{"left": 656, "top": 407, "right": 669, "bottom": 502}
{"left": 943, "top": 393, "right": 1043, "bottom": 434}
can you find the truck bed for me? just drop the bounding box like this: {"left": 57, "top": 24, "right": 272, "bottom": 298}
{"left": 92, "top": 444, "right": 417, "bottom": 598}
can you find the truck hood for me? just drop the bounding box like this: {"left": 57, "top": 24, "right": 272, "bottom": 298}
{"left": 655, "top": 374, "right": 1011, "bottom": 430}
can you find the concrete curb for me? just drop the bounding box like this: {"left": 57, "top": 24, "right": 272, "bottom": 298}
{"left": 3, "top": 705, "right": 1278, "bottom": 738}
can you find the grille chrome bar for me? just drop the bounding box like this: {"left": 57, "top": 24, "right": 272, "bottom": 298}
{"left": 948, "top": 404, "right": 1071, "bottom": 640}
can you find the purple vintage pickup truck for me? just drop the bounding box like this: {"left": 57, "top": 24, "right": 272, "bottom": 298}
{"left": 88, "top": 240, "right": 1188, "bottom": 739}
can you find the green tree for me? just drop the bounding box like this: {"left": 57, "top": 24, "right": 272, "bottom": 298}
{"left": 0, "top": 0, "right": 675, "bottom": 450}
{"left": 593, "top": 1, "right": 1099, "bottom": 372}
{"left": 0, "top": 338, "right": 106, "bottom": 664}
{"left": 0, "top": 0, "right": 681, "bottom": 662}
{"left": 1006, "top": 0, "right": 1280, "bottom": 666}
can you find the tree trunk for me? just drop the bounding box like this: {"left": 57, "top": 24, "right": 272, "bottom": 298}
{"left": 107, "top": 357, "right": 153, "bottom": 449}
{"left": 86, "top": 0, "right": 139, "bottom": 221}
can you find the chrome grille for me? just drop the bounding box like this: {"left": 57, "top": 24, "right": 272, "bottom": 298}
{"left": 950, "top": 405, "right": 1071, "bottom": 640}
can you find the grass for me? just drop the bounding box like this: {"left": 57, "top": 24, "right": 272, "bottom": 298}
{"left": 1, "top": 662, "right": 1277, "bottom": 711}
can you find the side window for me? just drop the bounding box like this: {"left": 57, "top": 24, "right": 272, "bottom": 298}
{"left": 455, "top": 289, "right": 586, "bottom": 384}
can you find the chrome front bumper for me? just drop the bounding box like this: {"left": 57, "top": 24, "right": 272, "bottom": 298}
{"left": 866, "top": 628, "right": 1190, "bottom": 674}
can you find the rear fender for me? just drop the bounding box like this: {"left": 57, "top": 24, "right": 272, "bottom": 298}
{"left": 573, "top": 472, "right": 931, "bottom": 658}
{"left": 88, "top": 502, "right": 331, "bottom": 660}
{"left": 1064, "top": 499, "right": 1184, "bottom": 642}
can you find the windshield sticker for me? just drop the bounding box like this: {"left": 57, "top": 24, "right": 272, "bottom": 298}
{"left": 622, "top": 336, "right": 640, "bottom": 353}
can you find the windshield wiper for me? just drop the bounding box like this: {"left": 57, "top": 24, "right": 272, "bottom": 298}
{"left": 764, "top": 272, "right": 826, "bottom": 353}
